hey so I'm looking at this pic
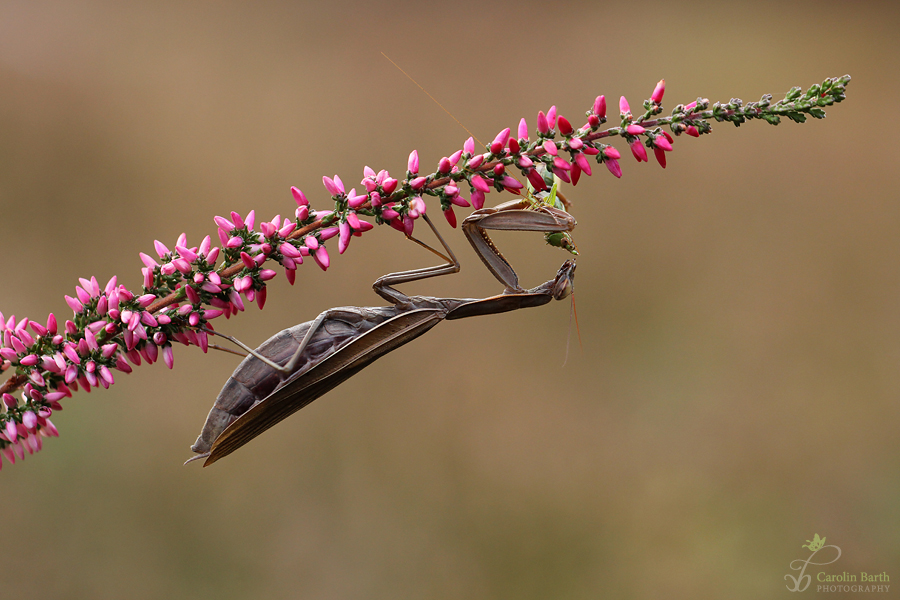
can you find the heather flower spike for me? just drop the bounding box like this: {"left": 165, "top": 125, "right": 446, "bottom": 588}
{"left": 0, "top": 75, "right": 850, "bottom": 469}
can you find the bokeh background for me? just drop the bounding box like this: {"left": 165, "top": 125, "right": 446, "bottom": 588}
{"left": 0, "top": 1, "right": 896, "bottom": 598}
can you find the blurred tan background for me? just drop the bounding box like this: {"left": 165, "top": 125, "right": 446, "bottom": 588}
{"left": 0, "top": 1, "right": 896, "bottom": 598}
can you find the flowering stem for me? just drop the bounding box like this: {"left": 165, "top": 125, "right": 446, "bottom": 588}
{"left": 0, "top": 74, "right": 850, "bottom": 469}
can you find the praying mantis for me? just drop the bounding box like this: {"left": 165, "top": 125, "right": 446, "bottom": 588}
{"left": 187, "top": 197, "right": 577, "bottom": 466}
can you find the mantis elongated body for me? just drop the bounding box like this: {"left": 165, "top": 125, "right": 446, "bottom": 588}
{"left": 188, "top": 200, "right": 576, "bottom": 466}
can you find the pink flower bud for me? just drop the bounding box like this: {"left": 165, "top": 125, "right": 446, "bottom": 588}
{"left": 650, "top": 79, "right": 665, "bottom": 104}
{"left": 626, "top": 124, "right": 645, "bottom": 135}
{"left": 686, "top": 125, "right": 700, "bottom": 137}
{"left": 574, "top": 153, "right": 592, "bottom": 176}
{"left": 593, "top": 95, "right": 606, "bottom": 118}
{"left": 347, "top": 189, "right": 368, "bottom": 209}
{"left": 154, "top": 240, "right": 170, "bottom": 258}
{"left": 629, "top": 139, "right": 648, "bottom": 162}
{"left": 542, "top": 140, "right": 558, "bottom": 156}
{"left": 558, "top": 116, "right": 573, "bottom": 136}
{"left": 654, "top": 146, "right": 667, "bottom": 168}
{"left": 176, "top": 245, "right": 198, "bottom": 263}
{"left": 115, "top": 355, "right": 133, "bottom": 373}
{"left": 463, "top": 137, "right": 475, "bottom": 155}
{"left": 619, "top": 96, "right": 631, "bottom": 115}
{"left": 501, "top": 176, "right": 523, "bottom": 190}
{"left": 313, "top": 246, "right": 330, "bottom": 271}
{"left": 443, "top": 207, "right": 457, "bottom": 228}
{"left": 137, "top": 294, "right": 156, "bottom": 308}
{"left": 382, "top": 178, "right": 398, "bottom": 194}
{"left": 323, "top": 176, "right": 341, "bottom": 196}
{"left": 655, "top": 135, "right": 673, "bottom": 152}
{"left": 438, "top": 157, "right": 451, "bottom": 173}
{"left": 603, "top": 146, "right": 621, "bottom": 160}
{"left": 490, "top": 128, "right": 510, "bottom": 154}
{"left": 65, "top": 296, "right": 84, "bottom": 313}
{"left": 471, "top": 189, "right": 485, "bottom": 210}
{"left": 467, "top": 154, "right": 485, "bottom": 169}
{"left": 449, "top": 149, "right": 463, "bottom": 165}
{"left": 214, "top": 215, "right": 234, "bottom": 230}
{"left": 338, "top": 221, "right": 351, "bottom": 254}
{"left": 139, "top": 253, "right": 159, "bottom": 269}
{"left": 547, "top": 106, "right": 557, "bottom": 129}
{"left": 605, "top": 158, "right": 622, "bottom": 178}
{"left": 517, "top": 118, "right": 529, "bottom": 141}
{"left": 471, "top": 175, "right": 491, "bottom": 193}
{"left": 408, "top": 150, "right": 419, "bottom": 174}
{"left": 526, "top": 169, "right": 546, "bottom": 191}
{"left": 536, "top": 111, "right": 549, "bottom": 135}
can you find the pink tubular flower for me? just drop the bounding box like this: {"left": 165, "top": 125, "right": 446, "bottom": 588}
{"left": 655, "top": 135, "right": 673, "bottom": 152}
{"left": 162, "top": 346, "right": 174, "bottom": 369}
{"left": 651, "top": 79, "right": 666, "bottom": 104}
{"left": 526, "top": 169, "right": 546, "bottom": 191}
{"left": 470, "top": 189, "right": 485, "bottom": 210}
{"left": 501, "top": 176, "right": 523, "bottom": 190}
{"left": 517, "top": 118, "right": 529, "bottom": 141}
{"left": 490, "top": 128, "right": 510, "bottom": 154}
{"left": 471, "top": 174, "right": 491, "bottom": 193}
{"left": 291, "top": 186, "right": 308, "bottom": 205}
{"left": 542, "top": 140, "right": 558, "bottom": 156}
{"left": 338, "top": 221, "right": 351, "bottom": 254}
{"left": 629, "top": 139, "right": 648, "bottom": 162}
{"left": 574, "top": 153, "right": 592, "bottom": 176}
{"left": 323, "top": 176, "right": 342, "bottom": 196}
{"left": 605, "top": 158, "right": 622, "bottom": 178}
{"left": 593, "top": 95, "right": 606, "bottom": 118}
{"left": 537, "top": 110, "right": 550, "bottom": 135}
{"left": 313, "top": 246, "right": 330, "bottom": 271}
{"left": 654, "top": 146, "right": 667, "bottom": 168}
{"left": 443, "top": 207, "right": 457, "bottom": 228}
{"left": 347, "top": 189, "right": 368, "bottom": 209}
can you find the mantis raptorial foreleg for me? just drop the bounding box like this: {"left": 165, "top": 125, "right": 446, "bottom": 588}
{"left": 462, "top": 199, "right": 576, "bottom": 292}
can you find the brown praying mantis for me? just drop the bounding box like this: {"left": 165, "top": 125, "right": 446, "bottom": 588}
{"left": 187, "top": 197, "right": 577, "bottom": 466}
